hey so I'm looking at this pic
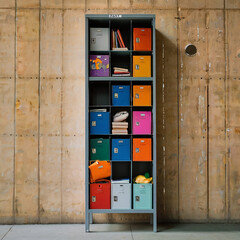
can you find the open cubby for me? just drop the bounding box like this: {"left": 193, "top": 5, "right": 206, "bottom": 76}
{"left": 110, "top": 19, "right": 131, "bottom": 50}
{"left": 86, "top": 14, "right": 156, "bottom": 232}
{"left": 111, "top": 107, "right": 131, "bottom": 135}
{"left": 112, "top": 162, "right": 131, "bottom": 181}
{"left": 89, "top": 82, "right": 110, "bottom": 106}
{"left": 132, "top": 162, "right": 152, "bottom": 179}
{"left": 111, "top": 53, "right": 131, "bottom": 76}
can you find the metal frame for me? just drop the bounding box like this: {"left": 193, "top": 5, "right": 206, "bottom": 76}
{"left": 85, "top": 14, "right": 157, "bottom": 232}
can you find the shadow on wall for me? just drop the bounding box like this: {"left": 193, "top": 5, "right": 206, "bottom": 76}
{"left": 155, "top": 29, "right": 179, "bottom": 222}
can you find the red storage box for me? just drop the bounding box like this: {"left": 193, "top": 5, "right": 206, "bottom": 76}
{"left": 90, "top": 181, "right": 111, "bottom": 209}
{"left": 133, "top": 28, "right": 152, "bottom": 51}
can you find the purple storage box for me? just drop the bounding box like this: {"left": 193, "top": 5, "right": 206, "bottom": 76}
{"left": 133, "top": 111, "right": 151, "bottom": 135}
{"left": 90, "top": 55, "right": 109, "bottom": 77}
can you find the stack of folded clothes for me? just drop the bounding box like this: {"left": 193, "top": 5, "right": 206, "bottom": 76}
{"left": 112, "top": 67, "right": 130, "bottom": 77}
{"left": 112, "top": 111, "right": 129, "bottom": 135}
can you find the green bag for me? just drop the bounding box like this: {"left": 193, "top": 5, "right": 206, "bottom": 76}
{"left": 90, "top": 138, "right": 110, "bottom": 161}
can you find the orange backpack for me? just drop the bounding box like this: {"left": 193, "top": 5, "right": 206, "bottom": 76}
{"left": 89, "top": 160, "right": 111, "bottom": 183}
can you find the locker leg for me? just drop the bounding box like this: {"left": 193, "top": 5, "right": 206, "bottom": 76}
{"left": 150, "top": 214, "right": 153, "bottom": 224}
{"left": 153, "top": 212, "right": 157, "bottom": 233}
{"left": 90, "top": 213, "right": 93, "bottom": 224}
{"left": 85, "top": 212, "right": 90, "bottom": 232}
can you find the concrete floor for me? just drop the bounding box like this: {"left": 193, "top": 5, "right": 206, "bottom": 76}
{"left": 0, "top": 224, "right": 240, "bottom": 240}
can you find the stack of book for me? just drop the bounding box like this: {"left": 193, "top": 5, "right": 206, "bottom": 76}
{"left": 112, "top": 67, "right": 130, "bottom": 77}
{"left": 111, "top": 29, "right": 128, "bottom": 51}
{"left": 112, "top": 122, "right": 128, "bottom": 135}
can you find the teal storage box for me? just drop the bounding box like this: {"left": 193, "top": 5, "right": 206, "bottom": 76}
{"left": 90, "top": 139, "right": 110, "bottom": 161}
{"left": 133, "top": 184, "right": 152, "bottom": 209}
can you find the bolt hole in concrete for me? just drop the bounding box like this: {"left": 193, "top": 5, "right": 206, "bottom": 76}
{"left": 185, "top": 44, "right": 197, "bottom": 56}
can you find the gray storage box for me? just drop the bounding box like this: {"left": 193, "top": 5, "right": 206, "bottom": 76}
{"left": 111, "top": 183, "right": 131, "bottom": 209}
{"left": 90, "top": 28, "right": 110, "bottom": 51}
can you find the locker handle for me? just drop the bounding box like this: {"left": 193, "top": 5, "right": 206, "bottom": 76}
{"left": 97, "top": 114, "right": 102, "bottom": 117}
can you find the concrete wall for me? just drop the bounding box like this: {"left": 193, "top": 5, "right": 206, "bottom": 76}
{"left": 0, "top": 0, "right": 240, "bottom": 224}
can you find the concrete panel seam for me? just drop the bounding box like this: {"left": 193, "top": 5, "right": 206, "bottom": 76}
{"left": 61, "top": 0, "right": 64, "bottom": 223}
{"left": 13, "top": 0, "right": 17, "bottom": 224}
{"left": 38, "top": 0, "right": 41, "bottom": 224}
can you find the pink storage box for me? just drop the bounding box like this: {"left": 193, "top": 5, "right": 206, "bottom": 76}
{"left": 133, "top": 111, "right": 152, "bottom": 135}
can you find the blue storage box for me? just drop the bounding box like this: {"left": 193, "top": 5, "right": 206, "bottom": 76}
{"left": 112, "top": 85, "right": 130, "bottom": 106}
{"left": 90, "top": 112, "right": 110, "bottom": 135}
{"left": 112, "top": 139, "right": 130, "bottom": 161}
{"left": 133, "top": 183, "right": 152, "bottom": 209}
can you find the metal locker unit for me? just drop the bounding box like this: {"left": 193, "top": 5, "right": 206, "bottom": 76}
{"left": 85, "top": 14, "right": 157, "bottom": 232}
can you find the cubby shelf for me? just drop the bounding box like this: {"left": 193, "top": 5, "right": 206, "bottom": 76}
{"left": 89, "top": 134, "right": 153, "bottom": 136}
{"left": 85, "top": 14, "right": 156, "bottom": 233}
{"left": 89, "top": 209, "right": 154, "bottom": 214}
{"left": 89, "top": 77, "right": 153, "bottom": 81}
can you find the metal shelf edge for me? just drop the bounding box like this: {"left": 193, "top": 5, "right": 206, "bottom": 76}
{"left": 89, "top": 77, "right": 153, "bottom": 81}
{"left": 89, "top": 209, "right": 154, "bottom": 214}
